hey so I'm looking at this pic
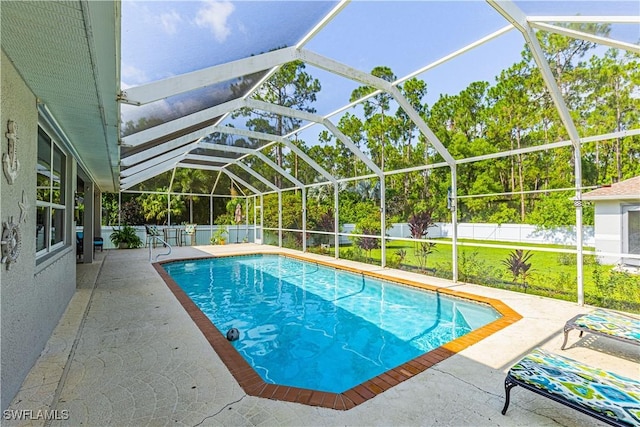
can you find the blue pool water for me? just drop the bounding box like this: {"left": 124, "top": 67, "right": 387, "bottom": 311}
{"left": 164, "top": 255, "right": 500, "bottom": 393}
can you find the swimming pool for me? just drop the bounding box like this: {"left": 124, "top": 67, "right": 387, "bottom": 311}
{"left": 161, "top": 254, "right": 504, "bottom": 397}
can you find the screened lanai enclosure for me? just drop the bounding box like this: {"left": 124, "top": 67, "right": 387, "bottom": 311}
{"left": 112, "top": 1, "right": 639, "bottom": 311}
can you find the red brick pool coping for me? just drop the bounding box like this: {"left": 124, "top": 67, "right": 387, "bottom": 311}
{"left": 154, "top": 252, "right": 522, "bottom": 410}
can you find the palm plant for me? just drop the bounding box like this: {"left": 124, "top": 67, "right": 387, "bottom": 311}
{"left": 408, "top": 208, "right": 436, "bottom": 271}
{"left": 502, "top": 249, "right": 534, "bottom": 289}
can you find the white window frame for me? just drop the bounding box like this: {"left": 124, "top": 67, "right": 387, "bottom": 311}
{"left": 36, "top": 125, "right": 67, "bottom": 258}
{"left": 621, "top": 204, "right": 640, "bottom": 267}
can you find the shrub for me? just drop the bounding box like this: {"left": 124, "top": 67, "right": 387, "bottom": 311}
{"left": 502, "top": 250, "right": 534, "bottom": 289}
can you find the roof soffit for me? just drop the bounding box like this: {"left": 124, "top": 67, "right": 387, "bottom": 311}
{"left": 1, "top": 0, "right": 120, "bottom": 191}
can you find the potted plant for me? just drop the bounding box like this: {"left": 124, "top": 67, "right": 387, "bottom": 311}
{"left": 110, "top": 225, "right": 143, "bottom": 249}
{"left": 210, "top": 225, "right": 228, "bottom": 245}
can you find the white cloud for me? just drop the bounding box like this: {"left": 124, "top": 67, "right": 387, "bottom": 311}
{"left": 160, "top": 10, "right": 183, "bottom": 35}
{"left": 121, "top": 63, "right": 149, "bottom": 86}
{"left": 195, "top": 0, "right": 235, "bottom": 42}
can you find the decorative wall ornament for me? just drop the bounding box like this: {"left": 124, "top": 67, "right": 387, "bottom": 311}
{"left": 3, "top": 120, "right": 20, "bottom": 184}
{"left": 1, "top": 216, "right": 21, "bottom": 270}
{"left": 18, "top": 190, "right": 29, "bottom": 223}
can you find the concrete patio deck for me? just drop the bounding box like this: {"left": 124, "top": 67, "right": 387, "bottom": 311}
{"left": 6, "top": 244, "right": 639, "bottom": 426}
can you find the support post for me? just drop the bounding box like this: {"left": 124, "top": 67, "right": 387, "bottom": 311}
{"left": 209, "top": 195, "right": 213, "bottom": 242}
{"left": 260, "top": 194, "right": 264, "bottom": 245}
{"left": 302, "top": 187, "right": 307, "bottom": 252}
{"left": 451, "top": 166, "right": 458, "bottom": 282}
{"left": 278, "top": 191, "right": 282, "bottom": 247}
{"left": 575, "top": 150, "right": 584, "bottom": 305}
{"left": 245, "top": 197, "right": 249, "bottom": 243}
{"left": 83, "top": 181, "right": 95, "bottom": 264}
{"left": 94, "top": 189, "right": 102, "bottom": 239}
{"left": 334, "top": 184, "right": 339, "bottom": 259}
{"left": 380, "top": 177, "right": 386, "bottom": 268}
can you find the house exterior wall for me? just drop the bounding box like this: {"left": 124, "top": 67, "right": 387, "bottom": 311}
{"left": 593, "top": 201, "right": 623, "bottom": 264}
{"left": 1, "top": 50, "right": 77, "bottom": 411}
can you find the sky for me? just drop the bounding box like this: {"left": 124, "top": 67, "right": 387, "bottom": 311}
{"left": 120, "top": 0, "right": 640, "bottom": 145}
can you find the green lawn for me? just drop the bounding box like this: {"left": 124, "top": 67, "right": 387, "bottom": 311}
{"left": 326, "top": 238, "right": 639, "bottom": 313}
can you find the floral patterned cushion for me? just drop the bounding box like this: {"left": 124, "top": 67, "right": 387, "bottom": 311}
{"left": 574, "top": 309, "right": 640, "bottom": 343}
{"left": 509, "top": 348, "right": 640, "bottom": 426}
{"left": 146, "top": 225, "right": 160, "bottom": 236}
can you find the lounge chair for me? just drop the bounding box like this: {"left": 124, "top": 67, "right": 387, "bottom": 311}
{"left": 561, "top": 308, "right": 640, "bottom": 350}
{"left": 502, "top": 348, "right": 640, "bottom": 426}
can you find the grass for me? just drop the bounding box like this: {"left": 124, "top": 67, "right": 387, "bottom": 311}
{"left": 384, "top": 238, "right": 593, "bottom": 288}
{"left": 326, "top": 238, "right": 639, "bottom": 313}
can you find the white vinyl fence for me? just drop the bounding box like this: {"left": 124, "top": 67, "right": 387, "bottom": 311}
{"left": 342, "top": 222, "right": 595, "bottom": 247}
{"left": 91, "top": 222, "right": 593, "bottom": 249}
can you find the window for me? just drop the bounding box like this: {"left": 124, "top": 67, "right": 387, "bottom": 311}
{"left": 36, "top": 127, "right": 66, "bottom": 256}
{"left": 622, "top": 205, "right": 640, "bottom": 267}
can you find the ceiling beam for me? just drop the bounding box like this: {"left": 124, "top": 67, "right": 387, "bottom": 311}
{"left": 242, "top": 100, "right": 345, "bottom": 180}
{"left": 211, "top": 111, "right": 336, "bottom": 184}
{"left": 286, "top": 24, "right": 514, "bottom": 139}
{"left": 178, "top": 163, "right": 220, "bottom": 172}
{"left": 122, "top": 137, "right": 198, "bottom": 167}
{"left": 178, "top": 163, "right": 259, "bottom": 195}
{"left": 233, "top": 161, "right": 280, "bottom": 192}
{"left": 121, "top": 127, "right": 260, "bottom": 171}
{"left": 185, "top": 154, "right": 237, "bottom": 164}
{"left": 120, "top": 157, "right": 180, "bottom": 189}
{"left": 120, "top": 47, "right": 298, "bottom": 105}
{"left": 198, "top": 142, "right": 256, "bottom": 154}
{"left": 527, "top": 16, "right": 639, "bottom": 24}
{"left": 121, "top": 98, "right": 245, "bottom": 147}
{"left": 322, "top": 119, "right": 383, "bottom": 177}
{"left": 121, "top": 149, "right": 189, "bottom": 177}
{"left": 121, "top": 140, "right": 199, "bottom": 168}
{"left": 297, "top": 49, "right": 456, "bottom": 166}
{"left": 253, "top": 151, "right": 305, "bottom": 188}
{"left": 488, "top": 0, "right": 582, "bottom": 147}
{"left": 296, "top": 0, "right": 351, "bottom": 48}
{"left": 222, "top": 169, "right": 260, "bottom": 194}
{"left": 530, "top": 22, "right": 640, "bottom": 54}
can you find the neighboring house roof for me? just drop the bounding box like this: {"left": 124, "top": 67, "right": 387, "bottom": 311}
{"left": 582, "top": 176, "right": 640, "bottom": 201}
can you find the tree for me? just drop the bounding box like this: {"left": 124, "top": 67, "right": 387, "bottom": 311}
{"left": 172, "top": 168, "right": 210, "bottom": 223}
{"left": 350, "top": 66, "right": 397, "bottom": 171}
{"left": 139, "top": 191, "right": 184, "bottom": 224}
{"left": 582, "top": 50, "right": 640, "bottom": 183}
{"left": 487, "top": 61, "right": 538, "bottom": 222}
{"left": 353, "top": 215, "right": 381, "bottom": 262}
{"left": 235, "top": 59, "right": 320, "bottom": 187}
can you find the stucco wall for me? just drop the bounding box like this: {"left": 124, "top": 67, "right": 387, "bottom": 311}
{"left": 1, "top": 50, "right": 77, "bottom": 410}
{"left": 593, "top": 201, "right": 622, "bottom": 264}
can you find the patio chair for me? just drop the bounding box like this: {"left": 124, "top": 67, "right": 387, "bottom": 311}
{"left": 93, "top": 236, "right": 104, "bottom": 252}
{"left": 561, "top": 308, "right": 640, "bottom": 350}
{"left": 182, "top": 223, "right": 196, "bottom": 246}
{"left": 502, "top": 347, "right": 640, "bottom": 426}
{"left": 145, "top": 225, "right": 161, "bottom": 248}
{"left": 76, "top": 232, "right": 83, "bottom": 258}
{"left": 163, "top": 226, "right": 179, "bottom": 246}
